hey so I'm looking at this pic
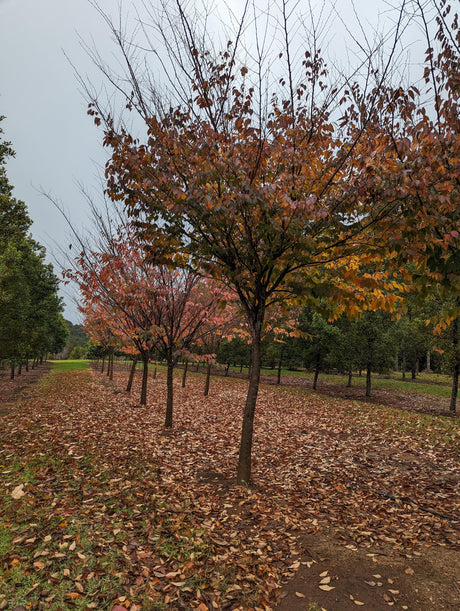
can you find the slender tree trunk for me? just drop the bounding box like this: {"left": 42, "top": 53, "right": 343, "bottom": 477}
{"left": 25, "top": 360, "right": 29, "bottom": 372}
{"left": 164, "top": 357, "right": 175, "bottom": 428}
{"left": 237, "top": 322, "right": 262, "bottom": 485}
{"left": 347, "top": 368, "right": 352, "bottom": 387}
{"left": 126, "top": 356, "right": 138, "bottom": 393}
{"left": 10, "top": 363, "right": 14, "bottom": 380}
{"left": 225, "top": 363, "right": 229, "bottom": 377}
{"left": 18, "top": 362, "right": 22, "bottom": 375}
{"left": 277, "top": 347, "right": 284, "bottom": 385}
{"left": 426, "top": 350, "right": 431, "bottom": 372}
{"left": 140, "top": 353, "right": 149, "bottom": 406}
{"left": 107, "top": 349, "right": 114, "bottom": 379}
{"left": 204, "top": 362, "right": 211, "bottom": 396}
{"left": 101, "top": 357, "right": 105, "bottom": 374}
{"left": 450, "top": 317, "right": 459, "bottom": 413}
{"left": 366, "top": 363, "right": 372, "bottom": 397}
{"left": 312, "top": 352, "right": 320, "bottom": 390}
{"left": 402, "top": 352, "right": 406, "bottom": 380}
{"left": 182, "top": 359, "right": 188, "bottom": 388}
{"left": 240, "top": 363, "right": 243, "bottom": 373}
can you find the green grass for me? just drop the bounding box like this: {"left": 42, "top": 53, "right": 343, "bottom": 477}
{"left": 50, "top": 359, "right": 89, "bottom": 372}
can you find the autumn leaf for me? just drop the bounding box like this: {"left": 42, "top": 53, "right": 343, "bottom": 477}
{"left": 11, "top": 484, "right": 26, "bottom": 499}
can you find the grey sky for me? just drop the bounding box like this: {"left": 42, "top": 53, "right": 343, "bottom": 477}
{"left": 1, "top": 0, "right": 427, "bottom": 323}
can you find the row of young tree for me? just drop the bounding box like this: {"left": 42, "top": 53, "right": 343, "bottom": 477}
{"left": 215, "top": 299, "right": 459, "bottom": 399}
{"left": 63, "top": 0, "right": 459, "bottom": 483}
{"left": 0, "top": 119, "right": 68, "bottom": 377}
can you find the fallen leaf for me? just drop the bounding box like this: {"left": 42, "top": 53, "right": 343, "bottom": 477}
{"left": 320, "top": 576, "right": 331, "bottom": 584}
{"left": 319, "top": 584, "right": 335, "bottom": 591}
{"left": 295, "top": 592, "right": 306, "bottom": 598}
{"left": 11, "top": 484, "right": 26, "bottom": 499}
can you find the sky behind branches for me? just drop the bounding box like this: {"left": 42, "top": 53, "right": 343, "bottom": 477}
{"left": 1, "top": 0, "right": 428, "bottom": 322}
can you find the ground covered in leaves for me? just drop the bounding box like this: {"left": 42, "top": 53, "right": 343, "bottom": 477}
{"left": 0, "top": 364, "right": 459, "bottom": 610}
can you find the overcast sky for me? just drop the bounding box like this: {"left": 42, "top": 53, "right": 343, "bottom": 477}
{"left": 1, "top": 0, "right": 427, "bottom": 322}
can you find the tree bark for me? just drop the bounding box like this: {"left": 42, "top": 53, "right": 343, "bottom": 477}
{"left": 237, "top": 320, "right": 262, "bottom": 485}
{"left": 18, "top": 362, "right": 22, "bottom": 375}
{"left": 204, "top": 362, "right": 211, "bottom": 396}
{"left": 277, "top": 347, "right": 284, "bottom": 385}
{"left": 101, "top": 357, "right": 105, "bottom": 374}
{"left": 347, "top": 369, "right": 352, "bottom": 387}
{"left": 402, "top": 352, "right": 406, "bottom": 380}
{"left": 366, "top": 363, "right": 372, "bottom": 397}
{"left": 10, "top": 363, "right": 14, "bottom": 380}
{"left": 126, "top": 356, "right": 137, "bottom": 393}
{"left": 225, "top": 363, "right": 230, "bottom": 377}
{"left": 140, "top": 353, "right": 149, "bottom": 405}
{"left": 164, "top": 357, "right": 175, "bottom": 428}
{"left": 312, "top": 352, "right": 320, "bottom": 390}
{"left": 450, "top": 317, "right": 459, "bottom": 413}
{"left": 426, "top": 350, "right": 431, "bottom": 372}
{"left": 182, "top": 359, "right": 188, "bottom": 388}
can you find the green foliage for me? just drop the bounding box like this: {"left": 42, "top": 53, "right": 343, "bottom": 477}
{"left": 0, "top": 120, "right": 67, "bottom": 367}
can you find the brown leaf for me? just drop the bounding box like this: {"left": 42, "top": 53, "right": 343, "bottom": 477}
{"left": 11, "top": 484, "right": 26, "bottom": 499}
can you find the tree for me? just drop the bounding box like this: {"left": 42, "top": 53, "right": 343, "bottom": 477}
{"left": 88, "top": 0, "right": 413, "bottom": 482}
{"left": 0, "top": 120, "right": 67, "bottom": 372}
{"left": 353, "top": 310, "right": 395, "bottom": 397}
{"left": 69, "top": 216, "right": 226, "bottom": 423}
{"left": 299, "top": 309, "right": 343, "bottom": 389}
{"left": 369, "top": 1, "right": 460, "bottom": 409}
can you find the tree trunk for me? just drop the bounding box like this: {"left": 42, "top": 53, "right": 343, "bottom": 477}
{"left": 402, "top": 352, "right": 406, "bottom": 380}
{"left": 312, "top": 352, "right": 320, "bottom": 390}
{"left": 10, "top": 363, "right": 14, "bottom": 380}
{"left": 237, "top": 324, "right": 262, "bottom": 485}
{"left": 347, "top": 368, "right": 352, "bottom": 387}
{"left": 101, "top": 357, "right": 105, "bottom": 374}
{"left": 18, "top": 361, "right": 22, "bottom": 375}
{"left": 426, "top": 350, "right": 431, "bottom": 372}
{"left": 204, "top": 362, "right": 211, "bottom": 396}
{"left": 164, "top": 358, "right": 174, "bottom": 428}
{"left": 277, "top": 347, "right": 284, "bottom": 385}
{"left": 450, "top": 317, "right": 459, "bottom": 413}
{"left": 126, "top": 356, "right": 138, "bottom": 393}
{"left": 411, "top": 363, "right": 416, "bottom": 380}
{"left": 25, "top": 360, "right": 29, "bottom": 372}
{"left": 140, "top": 353, "right": 149, "bottom": 405}
{"left": 225, "top": 363, "right": 229, "bottom": 377}
{"left": 182, "top": 359, "right": 188, "bottom": 388}
{"left": 366, "top": 363, "right": 372, "bottom": 397}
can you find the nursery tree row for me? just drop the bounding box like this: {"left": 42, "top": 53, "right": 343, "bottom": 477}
{"left": 69, "top": 0, "right": 459, "bottom": 482}
{"left": 0, "top": 118, "right": 68, "bottom": 376}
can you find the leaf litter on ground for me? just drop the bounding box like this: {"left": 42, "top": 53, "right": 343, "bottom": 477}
{"left": 0, "top": 364, "right": 458, "bottom": 610}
